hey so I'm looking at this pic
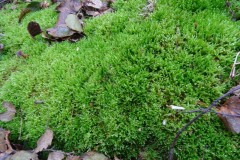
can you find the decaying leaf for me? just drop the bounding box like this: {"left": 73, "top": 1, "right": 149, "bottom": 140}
{"left": 140, "top": 0, "right": 156, "bottom": 17}
{"left": 34, "top": 129, "right": 53, "bottom": 153}
{"left": 218, "top": 96, "right": 240, "bottom": 133}
{"left": 16, "top": 50, "right": 28, "bottom": 59}
{"left": 27, "top": 21, "right": 42, "bottom": 38}
{"left": 66, "top": 156, "right": 81, "bottom": 160}
{"left": 47, "top": 151, "right": 65, "bottom": 160}
{"left": 0, "top": 102, "right": 16, "bottom": 122}
{"left": 65, "top": 14, "right": 83, "bottom": 32}
{"left": 81, "top": 151, "right": 109, "bottom": 160}
{"left": 41, "top": 0, "right": 114, "bottom": 42}
{"left": 84, "top": 0, "right": 103, "bottom": 10}
{"left": 6, "top": 151, "right": 39, "bottom": 160}
{"left": 0, "top": 129, "right": 13, "bottom": 155}
{"left": 19, "top": 1, "right": 49, "bottom": 23}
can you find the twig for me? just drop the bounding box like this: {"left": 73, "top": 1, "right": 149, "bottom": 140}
{"left": 230, "top": 52, "right": 240, "bottom": 78}
{"left": 183, "top": 109, "right": 240, "bottom": 117}
{"left": 168, "top": 85, "right": 240, "bottom": 160}
{"left": 18, "top": 109, "right": 23, "bottom": 140}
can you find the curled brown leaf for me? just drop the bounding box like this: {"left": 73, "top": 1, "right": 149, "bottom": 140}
{"left": 34, "top": 129, "right": 54, "bottom": 153}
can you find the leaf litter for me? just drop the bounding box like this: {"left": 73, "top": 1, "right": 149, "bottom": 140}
{"left": 0, "top": 102, "right": 16, "bottom": 122}
{"left": 27, "top": 0, "right": 114, "bottom": 42}
{"left": 34, "top": 129, "right": 53, "bottom": 153}
{"left": 217, "top": 95, "right": 240, "bottom": 133}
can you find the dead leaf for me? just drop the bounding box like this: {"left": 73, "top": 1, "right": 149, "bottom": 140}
{"left": 0, "top": 102, "right": 16, "bottom": 122}
{"left": 0, "top": 129, "right": 13, "bottom": 156}
{"left": 16, "top": 50, "right": 28, "bottom": 59}
{"left": 34, "top": 129, "right": 53, "bottom": 153}
{"left": 47, "top": 151, "right": 65, "bottom": 160}
{"left": 84, "top": 0, "right": 103, "bottom": 10}
{"left": 27, "top": 21, "right": 42, "bottom": 38}
{"left": 18, "top": 1, "right": 49, "bottom": 23}
{"left": 7, "top": 151, "right": 39, "bottom": 160}
{"left": 218, "top": 96, "right": 240, "bottom": 133}
{"left": 81, "top": 151, "right": 109, "bottom": 160}
{"left": 66, "top": 156, "right": 81, "bottom": 160}
{"left": 47, "top": 24, "right": 75, "bottom": 38}
{"left": 65, "top": 14, "right": 83, "bottom": 32}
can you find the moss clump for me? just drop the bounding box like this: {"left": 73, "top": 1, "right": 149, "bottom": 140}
{"left": 0, "top": 0, "right": 240, "bottom": 159}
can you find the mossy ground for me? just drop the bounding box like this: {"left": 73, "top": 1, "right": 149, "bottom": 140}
{"left": 0, "top": 0, "right": 240, "bottom": 159}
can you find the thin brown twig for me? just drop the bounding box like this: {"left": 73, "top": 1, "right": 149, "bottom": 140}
{"left": 168, "top": 85, "right": 240, "bottom": 160}
{"left": 183, "top": 109, "right": 240, "bottom": 117}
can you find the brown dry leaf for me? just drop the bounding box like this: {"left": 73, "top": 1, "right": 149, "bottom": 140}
{"left": 84, "top": 0, "right": 103, "bottom": 9}
{"left": 47, "top": 151, "right": 65, "bottom": 160}
{"left": 81, "top": 151, "right": 109, "bottom": 160}
{"left": 34, "top": 129, "right": 53, "bottom": 153}
{"left": 18, "top": 2, "right": 46, "bottom": 23}
{"left": 0, "top": 129, "right": 8, "bottom": 153}
{"left": 0, "top": 102, "right": 16, "bottom": 122}
{"left": 66, "top": 156, "right": 81, "bottom": 160}
{"left": 218, "top": 96, "right": 240, "bottom": 133}
{"left": 27, "top": 21, "right": 42, "bottom": 38}
{"left": 7, "top": 151, "right": 39, "bottom": 160}
{"left": 45, "top": 0, "right": 83, "bottom": 41}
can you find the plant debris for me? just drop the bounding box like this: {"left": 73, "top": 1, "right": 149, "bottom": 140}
{"left": 81, "top": 151, "right": 109, "bottom": 160}
{"left": 27, "top": 21, "right": 42, "bottom": 38}
{"left": 16, "top": 50, "right": 28, "bottom": 58}
{"left": 230, "top": 51, "right": 240, "bottom": 78}
{"left": 47, "top": 151, "right": 65, "bottom": 160}
{"left": 0, "top": 102, "right": 16, "bottom": 122}
{"left": 9, "top": 151, "right": 39, "bottom": 160}
{"left": 217, "top": 96, "right": 240, "bottom": 133}
{"left": 140, "top": 0, "right": 156, "bottom": 17}
{"left": 169, "top": 105, "right": 185, "bottom": 110}
{"left": 169, "top": 85, "right": 240, "bottom": 160}
{"left": 34, "top": 129, "right": 53, "bottom": 153}
{"left": 19, "top": 1, "right": 49, "bottom": 23}
{"left": 27, "top": 0, "right": 114, "bottom": 42}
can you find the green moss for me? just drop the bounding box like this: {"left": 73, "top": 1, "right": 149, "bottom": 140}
{"left": 0, "top": 0, "right": 240, "bottom": 159}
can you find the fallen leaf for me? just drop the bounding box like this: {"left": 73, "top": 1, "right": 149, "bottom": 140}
{"left": 27, "top": 21, "right": 42, "bottom": 38}
{"left": 0, "top": 129, "right": 13, "bottom": 156}
{"left": 0, "top": 129, "right": 8, "bottom": 152}
{"left": 47, "top": 151, "right": 65, "bottom": 160}
{"left": 0, "top": 102, "right": 16, "bottom": 122}
{"left": 84, "top": 0, "right": 103, "bottom": 10}
{"left": 66, "top": 156, "right": 81, "bottom": 160}
{"left": 47, "top": 24, "right": 75, "bottom": 38}
{"left": 16, "top": 50, "right": 28, "bottom": 59}
{"left": 65, "top": 14, "right": 83, "bottom": 32}
{"left": 0, "top": 152, "right": 11, "bottom": 160}
{"left": 7, "top": 151, "right": 39, "bottom": 160}
{"left": 218, "top": 96, "right": 240, "bottom": 133}
{"left": 81, "top": 151, "right": 109, "bottom": 160}
{"left": 34, "top": 129, "right": 53, "bottom": 153}
{"left": 18, "top": 1, "right": 49, "bottom": 23}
